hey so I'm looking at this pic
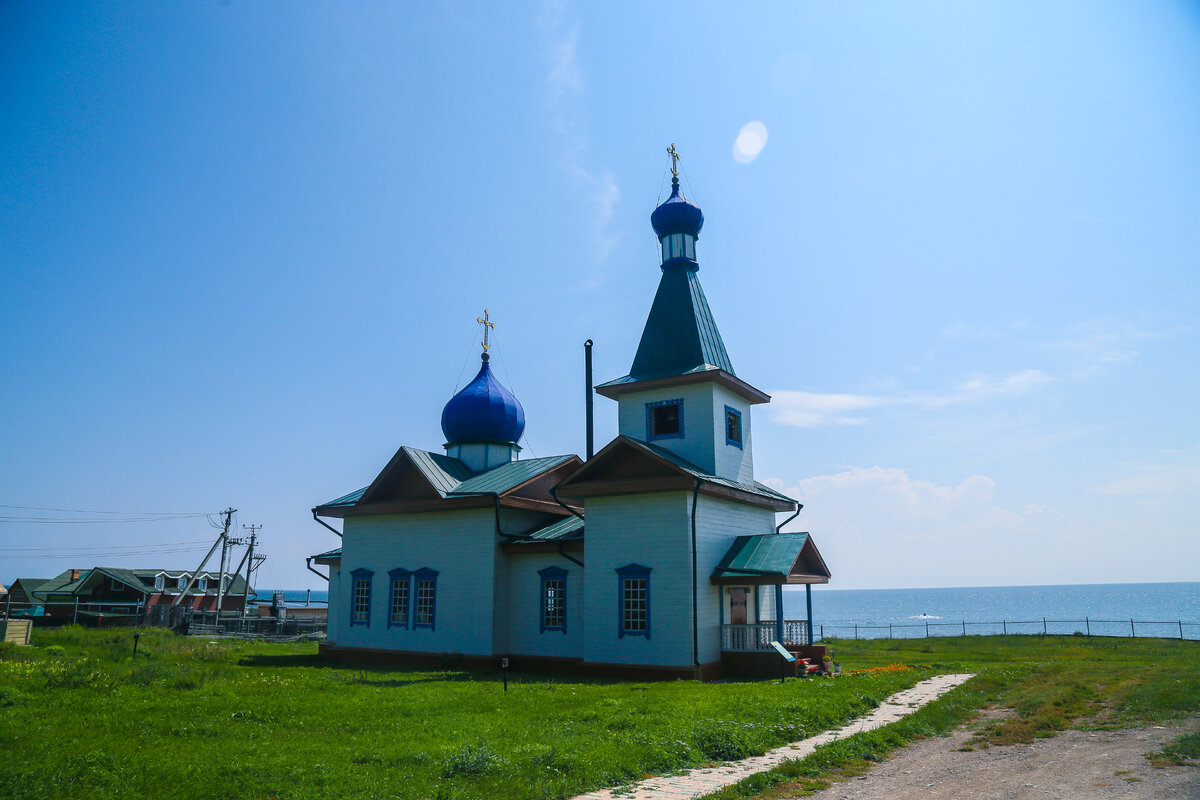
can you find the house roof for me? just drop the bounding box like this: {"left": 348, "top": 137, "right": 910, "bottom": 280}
{"left": 314, "top": 447, "right": 581, "bottom": 514}
{"left": 510, "top": 515, "right": 584, "bottom": 543}
{"left": 712, "top": 532, "right": 831, "bottom": 585}
{"left": 634, "top": 439, "right": 797, "bottom": 506}
{"left": 556, "top": 435, "right": 796, "bottom": 511}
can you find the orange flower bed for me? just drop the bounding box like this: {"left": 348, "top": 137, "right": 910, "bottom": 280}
{"left": 843, "top": 663, "right": 913, "bottom": 677}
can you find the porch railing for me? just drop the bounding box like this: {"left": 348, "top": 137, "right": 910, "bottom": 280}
{"left": 721, "top": 620, "right": 809, "bottom": 652}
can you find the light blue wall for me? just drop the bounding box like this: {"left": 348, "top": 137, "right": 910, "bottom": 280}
{"left": 615, "top": 382, "right": 756, "bottom": 482}
{"left": 501, "top": 552, "right": 583, "bottom": 658}
{"left": 581, "top": 491, "right": 693, "bottom": 667}
{"left": 693, "top": 495, "right": 776, "bottom": 663}
{"left": 334, "top": 508, "right": 497, "bottom": 655}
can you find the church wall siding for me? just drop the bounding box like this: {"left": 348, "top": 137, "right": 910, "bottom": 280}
{"left": 616, "top": 384, "right": 717, "bottom": 474}
{"left": 693, "top": 496, "right": 776, "bottom": 664}
{"left": 333, "top": 510, "right": 497, "bottom": 655}
{"left": 581, "top": 492, "right": 693, "bottom": 667}
{"left": 711, "top": 385, "right": 755, "bottom": 483}
{"left": 502, "top": 552, "right": 583, "bottom": 658}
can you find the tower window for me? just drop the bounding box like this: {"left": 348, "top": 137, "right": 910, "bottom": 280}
{"left": 725, "top": 406, "right": 743, "bottom": 448}
{"left": 660, "top": 233, "right": 696, "bottom": 262}
{"left": 646, "top": 399, "right": 684, "bottom": 441}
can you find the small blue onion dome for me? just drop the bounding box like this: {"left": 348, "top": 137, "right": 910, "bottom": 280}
{"left": 650, "top": 180, "right": 704, "bottom": 238}
{"left": 440, "top": 355, "right": 526, "bottom": 445}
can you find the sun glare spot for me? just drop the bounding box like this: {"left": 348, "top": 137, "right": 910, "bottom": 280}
{"left": 733, "top": 121, "right": 768, "bottom": 164}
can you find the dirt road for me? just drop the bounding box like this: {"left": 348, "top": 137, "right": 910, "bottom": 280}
{"left": 809, "top": 722, "right": 1199, "bottom": 800}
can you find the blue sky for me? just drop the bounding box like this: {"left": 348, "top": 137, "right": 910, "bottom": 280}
{"left": 2, "top": 2, "right": 1198, "bottom": 591}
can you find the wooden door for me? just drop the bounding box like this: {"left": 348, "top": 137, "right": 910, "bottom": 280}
{"left": 729, "top": 587, "right": 748, "bottom": 625}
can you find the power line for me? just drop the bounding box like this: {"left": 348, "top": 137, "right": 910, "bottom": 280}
{"left": 0, "top": 505, "right": 217, "bottom": 516}
{"left": 0, "top": 540, "right": 214, "bottom": 552}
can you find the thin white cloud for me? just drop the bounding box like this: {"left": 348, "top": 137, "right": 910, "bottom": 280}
{"left": 762, "top": 467, "right": 1081, "bottom": 589}
{"left": 770, "top": 369, "right": 1053, "bottom": 427}
{"left": 1053, "top": 318, "right": 1185, "bottom": 379}
{"left": 538, "top": 1, "right": 620, "bottom": 264}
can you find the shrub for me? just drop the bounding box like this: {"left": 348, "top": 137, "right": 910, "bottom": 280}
{"left": 0, "top": 686, "right": 23, "bottom": 707}
{"left": 442, "top": 744, "right": 505, "bottom": 777}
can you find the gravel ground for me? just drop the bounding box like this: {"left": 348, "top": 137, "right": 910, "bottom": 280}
{"left": 808, "top": 720, "right": 1199, "bottom": 800}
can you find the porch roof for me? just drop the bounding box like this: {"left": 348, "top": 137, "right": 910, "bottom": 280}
{"left": 711, "top": 532, "right": 831, "bottom": 585}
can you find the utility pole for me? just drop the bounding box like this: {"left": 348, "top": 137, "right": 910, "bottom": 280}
{"left": 215, "top": 509, "right": 233, "bottom": 615}
{"left": 239, "top": 524, "right": 260, "bottom": 618}
{"left": 175, "top": 507, "right": 235, "bottom": 607}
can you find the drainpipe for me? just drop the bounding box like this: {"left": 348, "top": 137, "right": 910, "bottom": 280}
{"left": 311, "top": 509, "right": 343, "bottom": 538}
{"left": 306, "top": 557, "right": 329, "bottom": 582}
{"left": 775, "top": 503, "right": 803, "bottom": 533}
{"left": 556, "top": 542, "right": 584, "bottom": 568}
{"left": 584, "top": 339, "right": 594, "bottom": 460}
{"left": 549, "top": 487, "right": 585, "bottom": 522}
{"left": 690, "top": 478, "right": 702, "bottom": 669}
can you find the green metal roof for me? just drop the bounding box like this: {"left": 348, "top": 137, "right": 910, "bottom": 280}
{"left": 449, "top": 455, "right": 576, "bottom": 496}
{"left": 513, "top": 515, "right": 584, "bottom": 543}
{"left": 317, "top": 449, "right": 576, "bottom": 509}
{"left": 311, "top": 547, "right": 342, "bottom": 559}
{"left": 713, "top": 533, "right": 811, "bottom": 578}
{"left": 631, "top": 439, "right": 798, "bottom": 507}
{"left": 322, "top": 487, "right": 368, "bottom": 508}
{"left": 604, "top": 267, "right": 733, "bottom": 386}
{"left": 405, "top": 447, "right": 476, "bottom": 496}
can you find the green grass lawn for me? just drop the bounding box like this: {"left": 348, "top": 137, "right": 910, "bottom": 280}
{"left": 2, "top": 629, "right": 1197, "bottom": 800}
{"left": 0, "top": 627, "right": 930, "bottom": 800}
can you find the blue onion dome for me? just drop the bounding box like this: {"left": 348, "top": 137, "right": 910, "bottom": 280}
{"left": 651, "top": 180, "right": 704, "bottom": 238}
{"left": 440, "top": 354, "right": 526, "bottom": 445}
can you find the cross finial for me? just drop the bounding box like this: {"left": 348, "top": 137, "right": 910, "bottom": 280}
{"left": 667, "top": 143, "right": 681, "bottom": 180}
{"left": 476, "top": 308, "right": 496, "bottom": 353}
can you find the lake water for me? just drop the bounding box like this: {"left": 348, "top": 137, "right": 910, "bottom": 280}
{"left": 785, "top": 582, "right": 1200, "bottom": 640}
{"left": 272, "top": 582, "right": 1200, "bottom": 640}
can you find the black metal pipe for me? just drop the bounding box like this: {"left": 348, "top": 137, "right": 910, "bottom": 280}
{"left": 311, "top": 509, "right": 343, "bottom": 538}
{"left": 549, "top": 486, "right": 585, "bottom": 522}
{"left": 690, "top": 478, "right": 702, "bottom": 668}
{"left": 775, "top": 503, "right": 803, "bottom": 533}
{"left": 584, "top": 339, "right": 594, "bottom": 460}
{"left": 305, "top": 557, "right": 329, "bottom": 583}
{"left": 556, "top": 541, "right": 584, "bottom": 568}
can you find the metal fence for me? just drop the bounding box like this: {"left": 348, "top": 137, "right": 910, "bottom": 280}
{"left": 818, "top": 618, "right": 1200, "bottom": 641}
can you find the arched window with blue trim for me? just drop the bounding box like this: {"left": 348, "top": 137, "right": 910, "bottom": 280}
{"left": 616, "top": 564, "right": 651, "bottom": 638}
{"left": 413, "top": 567, "right": 438, "bottom": 630}
{"left": 538, "top": 566, "right": 567, "bottom": 633}
{"left": 350, "top": 568, "right": 373, "bottom": 627}
{"left": 388, "top": 568, "right": 411, "bottom": 628}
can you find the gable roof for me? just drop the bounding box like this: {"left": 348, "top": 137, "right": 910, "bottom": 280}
{"left": 712, "top": 532, "right": 831, "bottom": 585}
{"left": 314, "top": 446, "right": 582, "bottom": 516}
{"left": 556, "top": 435, "right": 796, "bottom": 511}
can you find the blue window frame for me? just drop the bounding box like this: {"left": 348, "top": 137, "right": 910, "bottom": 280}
{"left": 388, "top": 568, "right": 411, "bottom": 629}
{"left": 350, "top": 568, "right": 373, "bottom": 627}
{"left": 616, "top": 564, "right": 651, "bottom": 639}
{"left": 724, "top": 405, "right": 743, "bottom": 448}
{"left": 538, "top": 566, "right": 567, "bottom": 634}
{"left": 413, "top": 567, "right": 438, "bottom": 630}
{"left": 645, "top": 398, "right": 684, "bottom": 441}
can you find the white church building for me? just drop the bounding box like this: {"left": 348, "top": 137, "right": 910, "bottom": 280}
{"left": 311, "top": 158, "right": 830, "bottom": 680}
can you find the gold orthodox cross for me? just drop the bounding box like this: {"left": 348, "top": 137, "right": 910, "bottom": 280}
{"left": 477, "top": 309, "right": 496, "bottom": 352}
{"left": 667, "top": 143, "right": 681, "bottom": 178}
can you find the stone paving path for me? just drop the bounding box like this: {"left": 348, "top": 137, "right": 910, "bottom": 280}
{"left": 571, "top": 673, "right": 976, "bottom": 800}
